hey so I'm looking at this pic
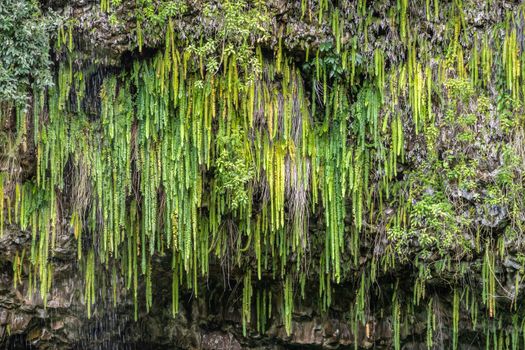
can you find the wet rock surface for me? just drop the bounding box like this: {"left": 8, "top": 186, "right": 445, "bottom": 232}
{"left": 2, "top": 222, "right": 521, "bottom": 349}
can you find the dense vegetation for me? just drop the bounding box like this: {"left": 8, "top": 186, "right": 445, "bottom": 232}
{"left": 2, "top": 0, "right": 525, "bottom": 348}
{"left": 0, "top": 0, "right": 53, "bottom": 104}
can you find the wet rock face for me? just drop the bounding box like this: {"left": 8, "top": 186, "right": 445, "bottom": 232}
{"left": 38, "top": 0, "right": 338, "bottom": 66}
{"left": 0, "top": 227, "right": 80, "bottom": 349}
{"left": 0, "top": 229, "right": 489, "bottom": 350}
{"left": 201, "top": 332, "right": 241, "bottom": 350}
{"left": 0, "top": 222, "right": 400, "bottom": 350}
{"left": 41, "top": 0, "right": 137, "bottom": 65}
{"left": 2, "top": 0, "right": 525, "bottom": 349}
{"left": 41, "top": 0, "right": 515, "bottom": 67}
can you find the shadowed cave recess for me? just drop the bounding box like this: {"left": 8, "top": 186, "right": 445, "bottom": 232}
{"left": 2, "top": 0, "right": 525, "bottom": 349}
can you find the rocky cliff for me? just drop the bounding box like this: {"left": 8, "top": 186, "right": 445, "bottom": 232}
{"left": 1, "top": 0, "right": 525, "bottom": 349}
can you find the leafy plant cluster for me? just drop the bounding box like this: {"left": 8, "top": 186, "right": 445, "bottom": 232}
{"left": 102, "top": 0, "right": 269, "bottom": 83}
{"left": 388, "top": 166, "right": 473, "bottom": 259}
{"left": 215, "top": 128, "right": 254, "bottom": 210}
{"left": 388, "top": 71, "right": 523, "bottom": 261}
{"left": 134, "top": 0, "right": 188, "bottom": 25}
{"left": 0, "top": 0, "right": 53, "bottom": 105}
{"left": 187, "top": 0, "right": 269, "bottom": 79}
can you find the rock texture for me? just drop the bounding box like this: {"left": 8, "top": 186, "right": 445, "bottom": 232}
{"left": 1, "top": 223, "right": 398, "bottom": 349}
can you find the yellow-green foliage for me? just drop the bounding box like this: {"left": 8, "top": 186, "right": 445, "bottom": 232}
{"left": 242, "top": 271, "right": 252, "bottom": 336}
{"left": 283, "top": 275, "right": 293, "bottom": 335}
{"left": 85, "top": 249, "right": 95, "bottom": 318}
{"left": 0, "top": 172, "right": 4, "bottom": 236}
{"left": 3, "top": 1, "right": 525, "bottom": 347}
